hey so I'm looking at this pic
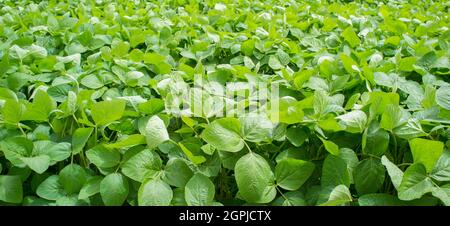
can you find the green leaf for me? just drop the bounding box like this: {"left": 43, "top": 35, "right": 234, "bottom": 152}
{"left": 339, "top": 148, "right": 359, "bottom": 183}
{"left": 0, "top": 175, "right": 23, "bottom": 203}
{"left": 319, "top": 138, "right": 340, "bottom": 155}
{"left": 398, "top": 163, "right": 434, "bottom": 201}
{"left": 240, "top": 113, "right": 274, "bottom": 143}
{"left": 436, "top": 86, "right": 450, "bottom": 110}
{"left": 80, "top": 74, "right": 104, "bottom": 89}
{"left": 218, "top": 151, "right": 245, "bottom": 170}
{"left": 33, "top": 140, "right": 71, "bottom": 164}
{"left": 430, "top": 186, "right": 450, "bottom": 206}
{"left": 185, "top": 173, "right": 215, "bottom": 206}
{"left": 138, "top": 99, "right": 165, "bottom": 115}
{"left": 7, "top": 72, "right": 30, "bottom": 91}
{"left": 0, "top": 87, "right": 18, "bottom": 100}
{"left": 111, "top": 40, "right": 130, "bottom": 57}
{"left": 268, "top": 55, "right": 283, "bottom": 70}
{"left": 321, "top": 155, "right": 350, "bottom": 187}
{"left": 72, "top": 128, "right": 93, "bottom": 154}
{"left": 275, "top": 158, "right": 315, "bottom": 190}
{"left": 431, "top": 151, "right": 450, "bottom": 182}
{"left": 380, "top": 104, "right": 403, "bottom": 131}
{"left": 104, "top": 134, "right": 146, "bottom": 149}
{"left": 341, "top": 26, "right": 361, "bottom": 48}
{"left": 368, "top": 92, "right": 400, "bottom": 117}
{"left": 36, "top": 175, "right": 66, "bottom": 201}
{"left": 381, "top": 156, "right": 403, "bottom": 190}
{"left": 86, "top": 145, "right": 121, "bottom": 168}
{"left": 320, "top": 185, "right": 352, "bottom": 206}
{"left": 362, "top": 121, "right": 389, "bottom": 156}
{"left": 277, "top": 50, "right": 290, "bottom": 65}
{"left": 21, "top": 155, "right": 50, "bottom": 174}
{"left": 59, "top": 164, "right": 87, "bottom": 194}
{"left": 0, "top": 0, "right": 449, "bottom": 207}
{"left": 243, "top": 56, "right": 255, "bottom": 69}
{"left": 354, "top": 158, "right": 386, "bottom": 195}
{"left": 121, "top": 149, "right": 162, "bottom": 182}
{"left": 358, "top": 194, "right": 403, "bottom": 206}
{"left": 55, "top": 195, "right": 88, "bottom": 206}
{"left": 163, "top": 158, "right": 194, "bottom": 187}
{"left": 22, "top": 196, "right": 54, "bottom": 206}
{"left": 138, "top": 178, "right": 172, "bottom": 206}
{"left": 393, "top": 119, "right": 427, "bottom": 139}
{"left": 22, "top": 90, "right": 56, "bottom": 122}
{"left": 124, "top": 71, "right": 144, "bottom": 87}
{"left": 189, "top": 88, "right": 224, "bottom": 118}
{"left": 336, "top": 110, "right": 367, "bottom": 133}
{"left": 91, "top": 99, "right": 126, "bottom": 126}
{"left": 235, "top": 153, "right": 276, "bottom": 203}
{"left": 273, "top": 191, "right": 307, "bottom": 206}
{"left": 286, "top": 126, "right": 309, "bottom": 147}
{"left": 409, "top": 138, "right": 444, "bottom": 173}
{"left": 241, "top": 39, "right": 254, "bottom": 56}
{"left": 178, "top": 142, "right": 206, "bottom": 165}
{"left": 0, "top": 137, "right": 33, "bottom": 167}
{"left": 269, "top": 97, "right": 305, "bottom": 124}
{"left": 2, "top": 99, "right": 25, "bottom": 124}
{"left": 341, "top": 54, "right": 359, "bottom": 74}
{"left": 398, "top": 57, "right": 417, "bottom": 72}
{"left": 201, "top": 118, "right": 244, "bottom": 152}
{"left": 78, "top": 176, "right": 102, "bottom": 200}
{"left": 144, "top": 115, "right": 170, "bottom": 149}
{"left": 100, "top": 173, "right": 129, "bottom": 206}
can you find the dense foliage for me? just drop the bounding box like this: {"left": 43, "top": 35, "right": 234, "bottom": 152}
{"left": 0, "top": 0, "right": 449, "bottom": 206}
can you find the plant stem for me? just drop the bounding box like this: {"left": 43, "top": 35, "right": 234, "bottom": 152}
{"left": 275, "top": 186, "right": 291, "bottom": 205}
{"left": 391, "top": 132, "right": 398, "bottom": 163}
{"left": 17, "top": 124, "right": 27, "bottom": 137}
{"left": 243, "top": 140, "right": 252, "bottom": 153}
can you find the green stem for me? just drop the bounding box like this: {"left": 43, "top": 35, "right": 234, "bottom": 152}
{"left": 17, "top": 124, "right": 27, "bottom": 138}
{"left": 391, "top": 132, "right": 398, "bottom": 163}
{"left": 94, "top": 126, "right": 98, "bottom": 145}
{"left": 397, "top": 163, "right": 412, "bottom": 167}
{"left": 275, "top": 186, "right": 291, "bottom": 205}
{"left": 315, "top": 145, "right": 323, "bottom": 160}
{"left": 243, "top": 140, "right": 252, "bottom": 153}
{"left": 72, "top": 114, "right": 80, "bottom": 126}
{"left": 168, "top": 139, "right": 179, "bottom": 146}
{"left": 61, "top": 118, "right": 68, "bottom": 138}
{"left": 114, "top": 162, "right": 123, "bottom": 173}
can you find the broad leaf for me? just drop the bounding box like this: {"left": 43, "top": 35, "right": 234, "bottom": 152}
{"left": 59, "top": 164, "right": 87, "bottom": 194}
{"left": 163, "top": 158, "right": 194, "bottom": 187}
{"left": 275, "top": 158, "right": 315, "bottom": 191}
{"left": 121, "top": 149, "right": 162, "bottom": 182}
{"left": 185, "top": 173, "right": 215, "bottom": 206}
{"left": 235, "top": 153, "right": 276, "bottom": 203}
{"left": 321, "top": 155, "right": 350, "bottom": 187}
{"left": 381, "top": 156, "right": 403, "bottom": 190}
{"left": 100, "top": 173, "right": 129, "bottom": 206}
{"left": 409, "top": 138, "right": 444, "bottom": 173}
{"left": 91, "top": 99, "right": 126, "bottom": 126}
{"left": 201, "top": 118, "right": 244, "bottom": 152}
{"left": 398, "top": 163, "right": 434, "bottom": 201}
{"left": 72, "top": 128, "right": 93, "bottom": 154}
{"left": 144, "top": 115, "right": 170, "bottom": 149}
{"left": 138, "top": 178, "right": 172, "bottom": 206}
{"left": 354, "top": 158, "right": 386, "bottom": 195}
{"left": 0, "top": 175, "right": 23, "bottom": 203}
